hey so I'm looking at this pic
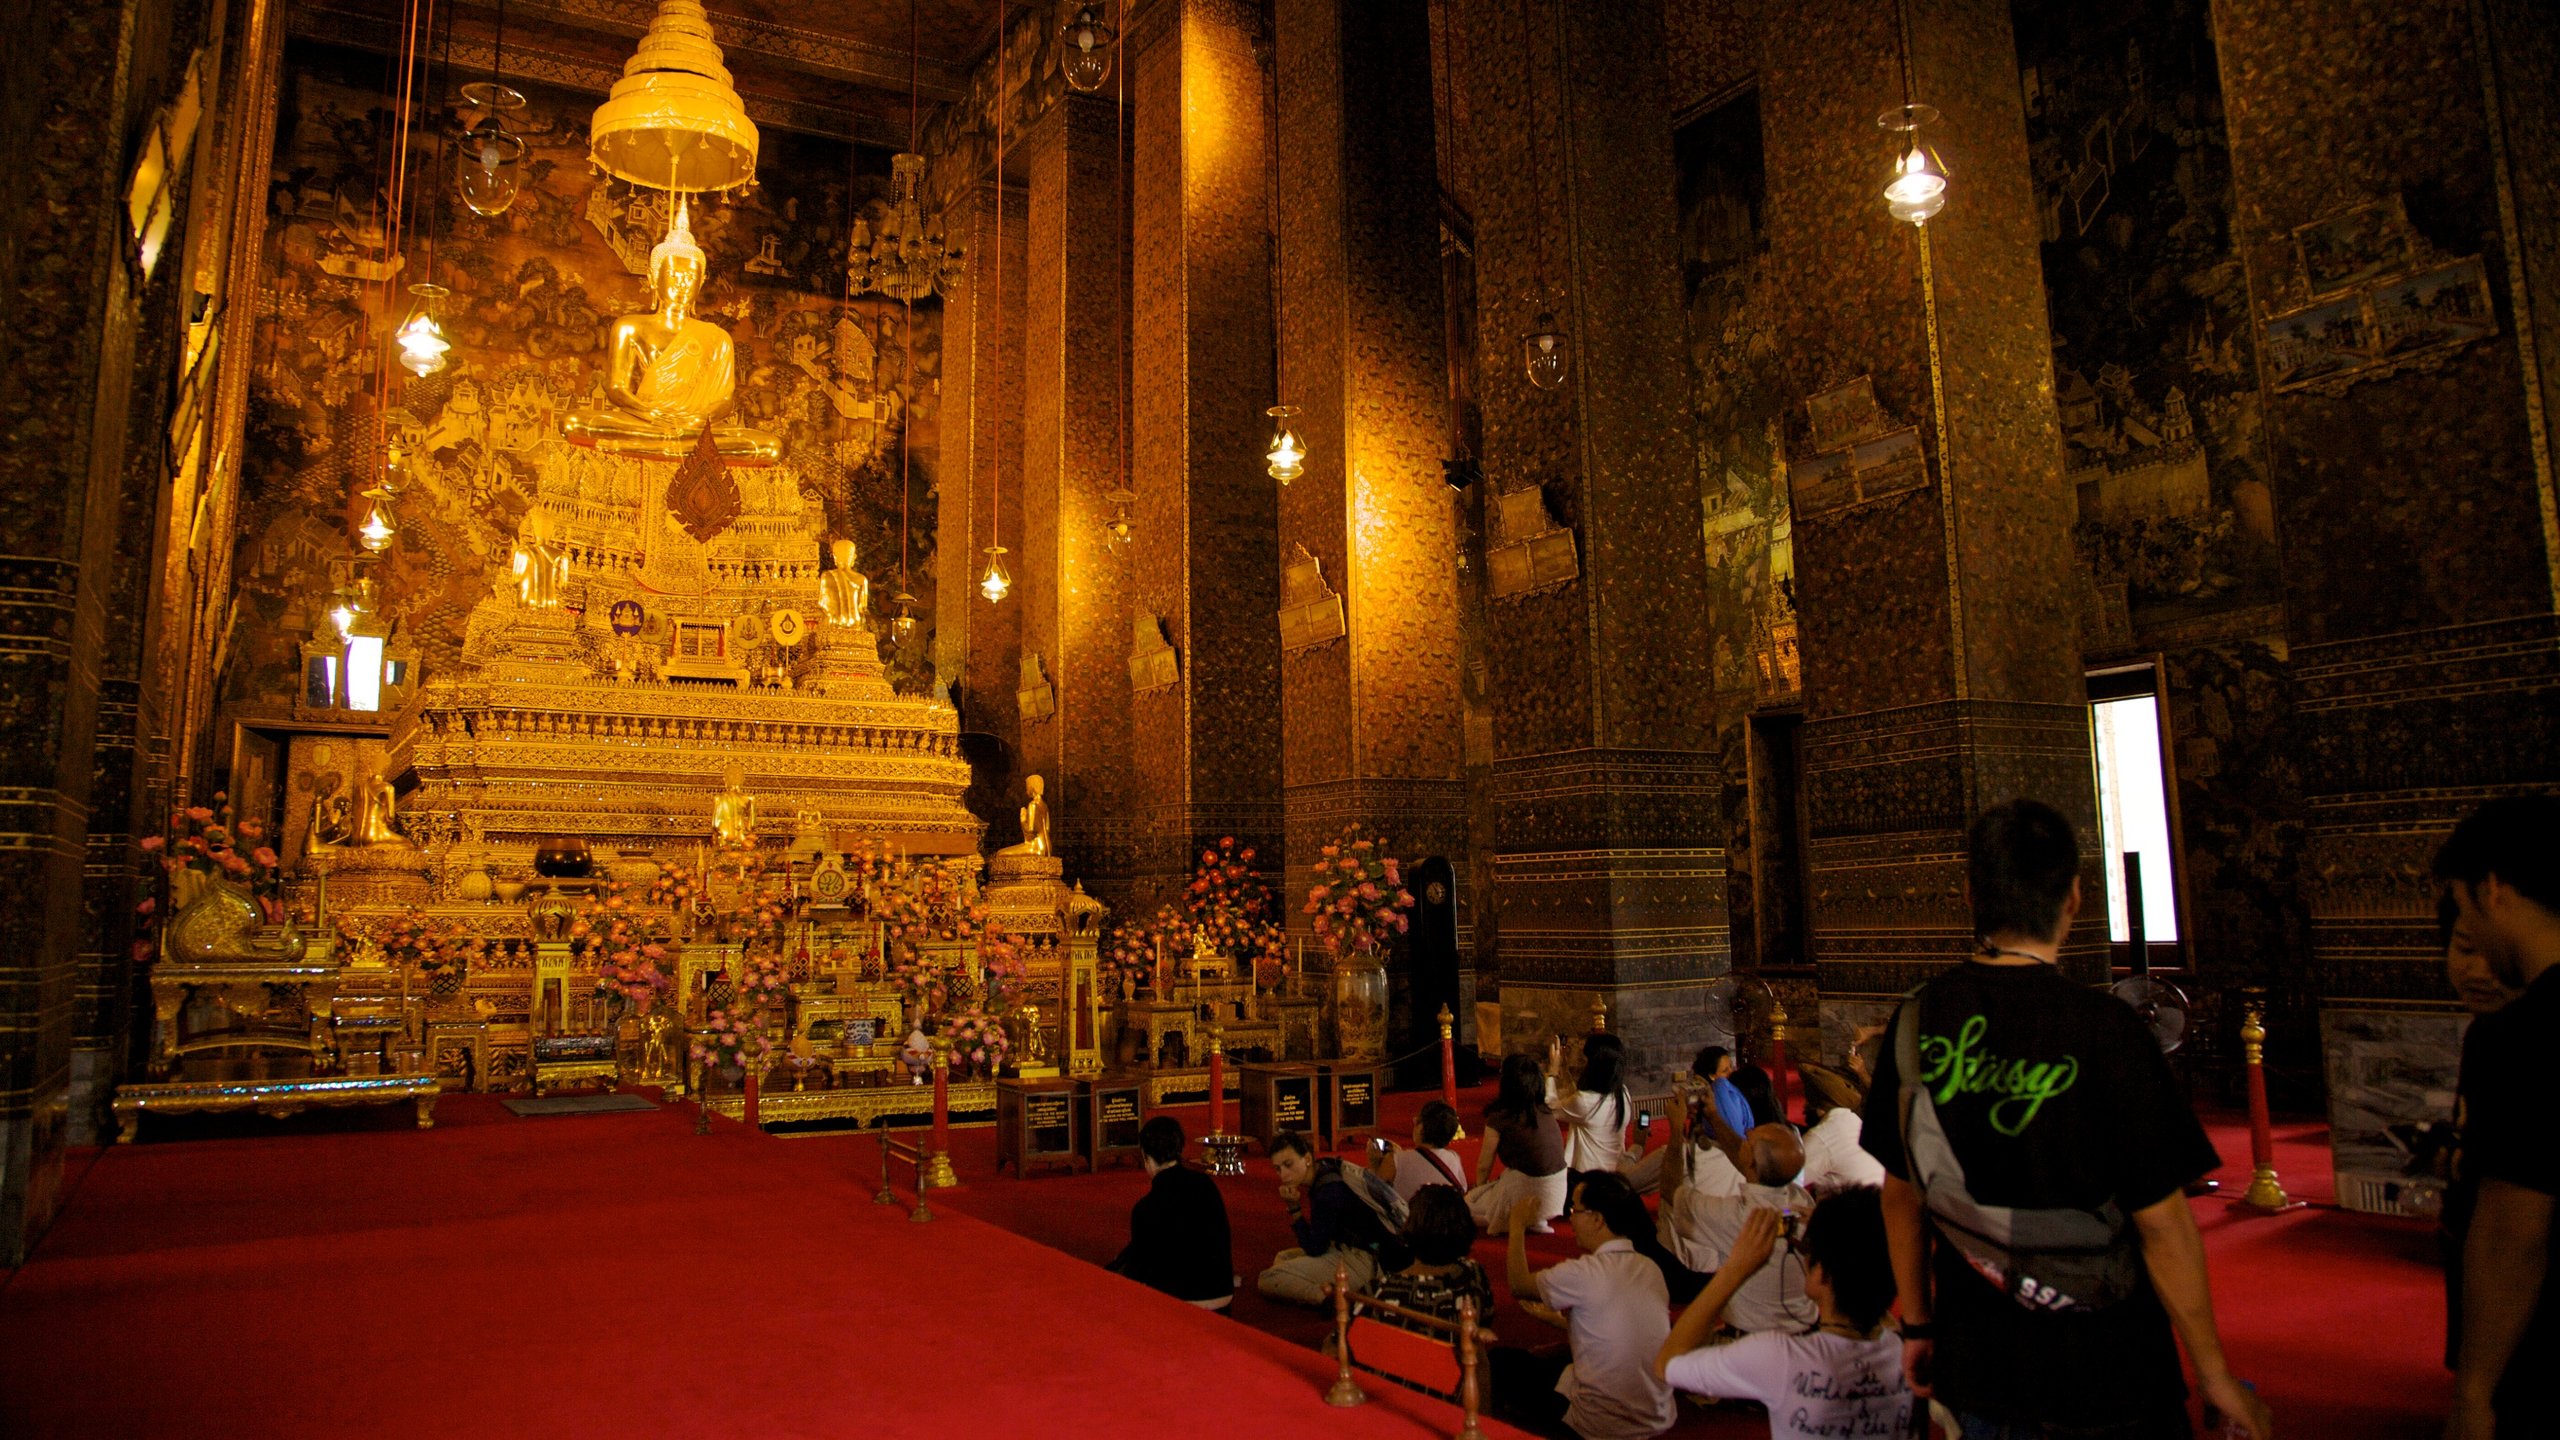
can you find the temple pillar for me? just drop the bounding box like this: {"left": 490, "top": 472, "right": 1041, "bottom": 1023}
{"left": 1018, "top": 93, "right": 1135, "bottom": 900}
{"left": 0, "top": 0, "right": 161, "bottom": 1262}
{"left": 1127, "top": 0, "right": 1284, "bottom": 913}
{"left": 1754, "top": 0, "right": 2105, "bottom": 1001}
{"left": 940, "top": 178, "right": 1031, "bottom": 842}
{"left": 1271, "top": 0, "right": 1469, "bottom": 970}
{"left": 2216, "top": 0, "right": 2560, "bottom": 999}
{"left": 1453, "top": 0, "right": 1729, "bottom": 1083}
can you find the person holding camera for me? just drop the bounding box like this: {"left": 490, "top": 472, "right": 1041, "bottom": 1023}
{"left": 1660, "top": 1097, "right": 1817, "bottom": 1335}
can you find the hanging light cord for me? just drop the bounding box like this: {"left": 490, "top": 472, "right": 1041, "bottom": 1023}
{"left": 1893, "top": 0, "right": 1966, "bottom": 698}
{"left": 901, "top": 0, "right": 917, "bottom": 601}
{"left": 1114, "top": 0, "right": 1126, "bottom": 559}
{"left": 990, "top": 0, "right": 1005, "bottom": 573}
{"left": 1516, "top": 0, "right": 1548, "bottom": 308}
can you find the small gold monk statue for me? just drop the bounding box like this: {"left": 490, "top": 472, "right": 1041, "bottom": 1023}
{"left": 355, "top": 768, "right": 403, "bottom": 846}
{"left": 994, "top": 773, "right": 1050, "bottom": 857}
{"left": 512, "top": 506, "right": 571, "bottom": 609}
{"left": 561, "top": 195, "right": 781, "bottom": 461}
{"left": 712, "top": 764, "right": 758, "bottom": 849}
{"left": 637, "top": 1008, "right": 685, "bottom": 1087}
{"left": 305, "top": 773, "right": 352, "bottom": 855}
{"left": 817, "top": 538, "right": 869, "bottom": 626}
{"left": 1019, "top": 1004, "right": 1050, "bottom": 1066}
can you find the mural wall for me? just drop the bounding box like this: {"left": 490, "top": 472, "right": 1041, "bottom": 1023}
{"left": 2013, "top": 0, "right": 2310, "bottom": 1007}
{"left": 229, "top": 43, "right": 942, "bottom": 709}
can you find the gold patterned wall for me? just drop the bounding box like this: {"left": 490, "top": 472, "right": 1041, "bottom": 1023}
{"left": 228, "top": 42, "right": 942, "bottom": 707}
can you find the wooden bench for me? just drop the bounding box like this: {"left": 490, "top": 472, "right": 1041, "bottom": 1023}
{"left": 1321, "top": 1258, "right": 1488, "bottom": 1440}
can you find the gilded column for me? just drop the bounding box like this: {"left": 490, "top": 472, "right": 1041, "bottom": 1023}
{"left": 1019, "top": 92, "right": 1136, "bottom": 898}
{"left": 1753, "top": 0, "right": 2105, "bottom": 999}
{"left": 1454, "top": 0, "right": 1730, "bottom": 1082}
{"left": 1127, "top": 0, "right": 1284, "bottom": 913}
{"left": 2217, "top": 0, "right": 2560, "bottom": 999}
{"left": 1272, "top": 0, "right": 1469, "bottom": 955}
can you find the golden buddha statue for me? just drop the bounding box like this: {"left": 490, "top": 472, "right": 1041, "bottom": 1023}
{"left": 712, "top": 764, "right": 758, "bottom": 848}
{"left": 817, "top": 538, "right": 869, "bottom": 626}
{"left": 355, "top": 768, "right": 403, "bottom": 846}
{"left": 512, "top": 506, "right": 571, "bottom": 609}
{"left": 562, "top": 195, "right": 780, "bottom": 461}
{"left": 994, "top": 773, "right": 1050, "bottom": 858}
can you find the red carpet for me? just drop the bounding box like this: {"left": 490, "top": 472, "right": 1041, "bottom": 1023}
{"left": 0, "top": 1097, "right": 1524, "bottom": 1440}
{"left": 0, "top": 1086, "right": 2451, "bottom": 1439}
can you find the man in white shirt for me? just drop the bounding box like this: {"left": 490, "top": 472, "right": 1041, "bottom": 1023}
{"left": 1652, "top": 1188, "right": 1914, "bottom": 1440}
{"left": 1795, "top": 1064, "right": 1886, "bottom": 1198}
{"left": 1494, "top": 1173, "right": 1678, "bottom": 1439}
{"left": 1662, "top": 1121, "right": 1817, "bottom": 1334}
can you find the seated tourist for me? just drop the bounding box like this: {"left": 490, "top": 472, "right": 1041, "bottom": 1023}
{"left": 1652, "top": 1189, "right": 1914, "bottom": 1440}
{"left": 1625, "top": 1045, "right": 1754, "bottom": 1195}
{"left": 1795, "top": 1064, "right": 1886, "bottom": 1198}
{"left": 1388, "top": 1099, "right": 1471, "bottom": 1201}
{"left": 1366, "top": 1184, "right": 1497, "bottom": 1335}
{"left": 1558, "top": 1033, "right": 1635, "bottom": 1184}
{"left": 1470, "top": 1049, "right": 1570, "bottom": 1234}
{"left": 1662, "top": 1120, "right": 1815, "bottom": 1334}
{"left": 1731, "top": 1063, "right": 1782, "bottom": 1129}
{"left": 1106, "top": 1115, "right": 1235, "bottom": 1311}
{"left": 1493, "top": 1173, "right": 1678, "bottom": 1439}
{"left": 1256, "top": 1129, "right": 1410, "bottom": 1305}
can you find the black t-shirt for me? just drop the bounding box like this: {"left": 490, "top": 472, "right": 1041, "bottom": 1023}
{"left": 2451, "top": 965, "right": 2560, "bottom": 1416}
{"left": 1860, "top": 961, "right": 2220, "bottom": 1430}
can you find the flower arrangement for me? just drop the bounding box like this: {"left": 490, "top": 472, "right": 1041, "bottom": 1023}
{"left": 373, "top": 907, "right": 490, "bottom": 977}
{"left": 735, "top": 947, "right": 792, "bottom": 1015}
{"left": 689, "top": 1007, "right": 771, "bottom": 1076}
{"left": 976, "top": 918, "right": 1029, "bottom": 1014}
{"left": 941, "top": 1011, "right": 1012, "bottom": 1080}
{"left": 1303, "top": 825, "right": 1416, "bottom": 959}
{"left": 571, "top": 880, "right": 676, "bottom": 1010}
{"left": 887, "top": 946, "right": 952, "bottom": 1022}
{"left": 143, "top": 793, "right": 284, "bottom": 921}
{"left": 1186, "top": 836, "right": 1286, "bottom": 969}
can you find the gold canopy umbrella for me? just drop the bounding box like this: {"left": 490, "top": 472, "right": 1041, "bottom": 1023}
{"left": 588, "top": 0, "right": 759, "bottom": 193}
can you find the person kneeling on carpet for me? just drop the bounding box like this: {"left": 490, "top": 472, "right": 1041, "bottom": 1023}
{"left": 1652, "top": 1188, "right": 1914, "bottom": 1440}
{"left": 1494, "top": 1172, "right": 1677, "bottom": 1440}
{"left": 1256, "top": 1130, "right": 1410, "bottom": 1305}
{"left": 1107, "top": 1115, "right": 1236, "bottom": 1311}
{"left": 1365, "top": 1184, "right": 1496, "bottom": 1336}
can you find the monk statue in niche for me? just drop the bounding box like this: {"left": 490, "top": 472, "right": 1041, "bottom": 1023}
{"left": 355, "top": 768, "right": 404, "bottom": 846}
{"left": 994, "top": 773, "right": 1050, "bottom": 857}
{"left": 561, "top": 195, "right": 780, "bottom": 461}
{"left": 817, "top": 538, "right": 868, "bottom": 626}
{"left": 712, "top": 764, "right": 758, "bottom": 849}
{"left": 305, "top": 772, "right": 352, "bottom": 856}
{"left": 512, "top": 506, "right": 571, "bottom": 609}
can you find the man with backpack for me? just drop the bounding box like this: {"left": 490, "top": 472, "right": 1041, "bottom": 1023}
{"left": 1255, "top": 1129, "right": 1411, "bottom": 1305}
{"left": 1859, "top": 799, "right": 2272, "bottom": 1439}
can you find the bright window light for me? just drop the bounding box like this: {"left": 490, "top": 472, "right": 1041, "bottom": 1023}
{"left": 345, "top": 636, "right": 386, "bottom": 712}
{"left": 2092, "top": 694, "right": 2178, "bottom": 943}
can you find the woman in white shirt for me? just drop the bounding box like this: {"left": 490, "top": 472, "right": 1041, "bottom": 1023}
{"left": 1557, "top": 1032, "right": 1634, "bottom": 1180}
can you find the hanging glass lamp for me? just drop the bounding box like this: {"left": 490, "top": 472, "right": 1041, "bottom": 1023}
{"left": 891, "top": 592, "right": 920, "bottom": 639}
{"left": 980, "top": 546, "right": 1012, "bottom": 603}
{"left": 1523, "top": 312, "right": 1569, "bottom": 390}
{"left": 1103, "top": 488, "right": 1136, "bottom": 548}
{"left": 356, "top": 488, "right": 398, "bottom": 553}
{"left": 1060, "top": 5, "right": 1116, "bottom": 93}
{"left": 394, "top": 282, "right": 452, "bottom": 377}
{"left": 1265, "top": 406, "right": 1305, "bottom": 484}
{"left": 1879, "top": 104, "right": 1948, "bottom": 226}
{"left": 454, "top": 83, "right": 530, "bottom": 217}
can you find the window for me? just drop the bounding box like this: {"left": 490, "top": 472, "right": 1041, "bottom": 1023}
{"left": 2088, "top": 668, "right": 2178, "bottom": 945}
{"left": 344, "top": 635, "right": 386, "bottom": 712}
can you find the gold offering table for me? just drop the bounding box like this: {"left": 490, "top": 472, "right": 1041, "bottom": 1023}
{"left": 117, "top": 883, "right": 438, "bottom": 1141}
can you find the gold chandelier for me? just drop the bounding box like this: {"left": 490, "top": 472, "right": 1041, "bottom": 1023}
{"left": 588, "top": 0, "right": 760, "bottom": 194}
{"left": 849, "top": 153, "right": 963, "bottom": 301}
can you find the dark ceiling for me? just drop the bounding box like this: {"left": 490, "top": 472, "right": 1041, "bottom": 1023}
{"left": 289, "top": 0, "right": 1013, "bottom": 146}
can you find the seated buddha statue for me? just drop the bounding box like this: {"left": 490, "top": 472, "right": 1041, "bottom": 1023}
{"left": 817, "top": 538, "right": 869, "bottom": 626}
{"left": 994, "top": 773, "right": 1051, "bottom": 858}
{"left": 562, "top": 195, "right": 780, "bottom": 462}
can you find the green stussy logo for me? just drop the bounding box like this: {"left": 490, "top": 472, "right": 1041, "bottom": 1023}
{"left": 1920, "top": 1015, "right": 2079, "bottom": 1136}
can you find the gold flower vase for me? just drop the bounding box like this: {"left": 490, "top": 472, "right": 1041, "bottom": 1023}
{"left": 1330, "top": 942, "right": 1389, "bottom": 1061}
